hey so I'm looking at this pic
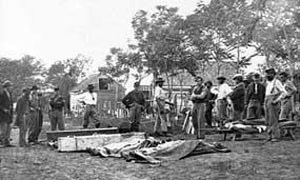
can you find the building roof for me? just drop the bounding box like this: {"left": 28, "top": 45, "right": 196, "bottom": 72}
{"left": 70, "top": 73, "right": 125, "bottom": 93}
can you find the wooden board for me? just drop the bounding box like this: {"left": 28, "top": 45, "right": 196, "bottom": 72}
{"left": 46, "top": 127, "right": 119, "bottom": 141}
{"left": 58, "top": 132, "right": 145, "bottom": 152}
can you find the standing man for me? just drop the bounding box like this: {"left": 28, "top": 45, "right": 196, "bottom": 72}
{"left": 191, "top": 76, "right": 208, "bottom": 139}
{"left": 265, "top": 68, "right": 287, "bottom": 142}
{"left": 278, "top": 72, "right": 297, "bottom": 120}
{"left": 216, "top": 76, "right": 232, "bottom": 124}
{"left": 28, "top": 85, "right": 43, "bottom": 144}
{"left": 227, "top": 74, "right": 245, "bottom": 121}
{"left": 49, "top": 87, "right": 65, "bottom": 131}
{"left": 15, "top": 87, "right": 31, "bottom": 147}
{"left": 204, "top": 81, "right": 216, "bottom": 127}
{"left": 78, "top": 84, "right": 100, "bottom": 129}
{"left": 0, "top": 80, "right": 13, "bottom": 147}
{"left": 153, "top": 77, "right": 169, "bottom": 136}
{"left": 122, "top": 82, "right": 145, "bottom": 132}
{"left": 245, "top": 73, "right": 265, "bottom": 119}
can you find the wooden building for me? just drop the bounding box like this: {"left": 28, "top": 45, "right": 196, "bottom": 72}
{"left": 70, "top": 73, "right": 126, "bottom": 118}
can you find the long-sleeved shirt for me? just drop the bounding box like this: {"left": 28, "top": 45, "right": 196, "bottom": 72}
{"left": 216, "top": 83, "right": 232, "bottom": 100}
{"left": 78, "top": 92, "right": 97, "bottom": 105}
{"left": 122, "top": 90, "right": 145, "bottom": 108}
{"left": 265, "top": 79, "right": 287, "bottom": 101}
{"left": 154, "top": 86, "right": 167, "bottom": 101}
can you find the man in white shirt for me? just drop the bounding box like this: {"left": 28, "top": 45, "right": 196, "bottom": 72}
{"left": 153, "top": 77, "right": 169, "bottom": 136}
{"left": 264, "top": 68, "right": 287, "bottom": 142}
{"left": 78, "top": 84, "right": 100, "bottom": 128}
{"left": 216, "top": 76, "right": 232, "bottom": 124}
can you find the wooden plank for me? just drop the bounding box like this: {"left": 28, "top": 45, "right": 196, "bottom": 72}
{"left": 58, "top": 132, "right": 145, "bottom": 152}
{"left": 46, "top": 127, "right": 119, "bottom": 141}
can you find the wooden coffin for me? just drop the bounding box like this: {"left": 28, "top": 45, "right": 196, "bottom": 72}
{"left": 46, "top": 127, "right": 119, "bottom": 141}
{"left": 57, "top": 132, "right": 145, "bottom": 152}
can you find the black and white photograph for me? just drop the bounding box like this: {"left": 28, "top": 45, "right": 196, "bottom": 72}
{"left": 0, "top": 0, "right": 300, "bottom": 179}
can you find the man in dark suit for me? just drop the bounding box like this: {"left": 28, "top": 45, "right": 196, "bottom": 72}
{"left": 228, "top": 74, "right": 245, "bottom": 121}
{"left": 0, "top": 80, "right": 14, "bottom": 147}
{"left": 244, "top": 73, "right": 265, "bottom": 119}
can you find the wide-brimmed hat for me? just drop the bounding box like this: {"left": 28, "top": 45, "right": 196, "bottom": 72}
{"left": 217, "top": 76, "right": 226, "bottom": 80}
{"left": 155, "top": 77, "right": 165, "bottom": 83}
{"left": 54, "top": 87, "right": 59, "bottom": 91}
{"left": 134, "top": 81, "right": 140, "bottom": 87}
{"left": 31, "top": 85, "right": 39, "bottom": 90}
{"left": 194, "top": 76, "right": 203, "bottom": 82}
{"left": 233, "top": 74, "right": 243, "bottom": 81}
{"left": 265, "top": 68, "right": 276, "bottom": 75}
{"left": 87, "top": 84, "right": 94, "bottom": 89}
{"left": 2, "top": 80, "right": 12, "bottom": 87}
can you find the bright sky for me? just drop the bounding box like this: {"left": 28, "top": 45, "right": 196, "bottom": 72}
{"left": 0, "top": 0, "right": 199, "bottom": 71}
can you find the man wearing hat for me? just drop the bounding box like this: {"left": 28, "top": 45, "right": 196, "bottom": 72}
{"left": 264, "top": 68, "right": 287, "bottom": 142}
{"left": 0, "top": 80, "right": 13, "bottom": 147}
{"left": 278, "top": 72, "right": 297, "bottom": 120}
{"left": 227, "top": 74, "right": 245, "bottom": 121}
{"left": 245, "top": 72, "right": 265, "bottom": 119}
{"left": 49, "top": 87, "right": 65, "bottom": 131}
{"left": 216, "top": 76, "right": 232, "bottom": 124}
{"left": 27, "top": 85, "right": 43, "bottom": 144}
{"left": 15, "top": 87, "right": 31, "bottom": 147}
{"left": 191, "top": 76, "right": 208, "bottom": 139}
{"left": 78, "top": 84, "right": 101, "bottom": 128}
{"left": 153, "top": 76, "right": 169, "bottom": 136}
{"left": 122, "top": 82, "right": 145, "bottom": 132}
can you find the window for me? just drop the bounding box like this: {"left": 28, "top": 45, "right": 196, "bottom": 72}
{"left": 99, "top": 78, "right": 109, "bottom": 90}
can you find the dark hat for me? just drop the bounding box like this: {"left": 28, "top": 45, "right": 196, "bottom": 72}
{"left": 194, "top": 76, "right": 203, "bottom": 81}
{"left": 22, "top": 87, "right": 30, "bottom": 93}
{"left": 265, "top": 68, "right": 276, "bottom": 75}
{"left": 2, "top": 80, "right": 12, "bottom": 87}
{"left": 31, "top": 85, "right": 39, "bottom": 90}
{"left": 134, "top": 81, "right": 140, "bottom": 87}
{"left": 155, "top": 77, "right": 165, "bottom": 83}
{"left": 217, "top": 76, "right": 226, "bottom": 80}
{"left": 253, "top": 72, "right": 260, "bottom": 79}
{"left": 279, "top": 71, "right": 289, "bottom": 77}
{"left": 54, "top": 87, "right": 59, "bottom": 91}
{"left": 233, "top": 74, "right": 243, "bottom": 81}
{"left": 87, "top": 84, "right": 94, "bottom": 89}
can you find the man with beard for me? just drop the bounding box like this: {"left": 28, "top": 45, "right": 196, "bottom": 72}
{"left": 278, "top": 72, "right": 297, "bottom": 120}
{"left": 264, "top": 68, "right": 287, "bottom": 142}
{"left": 0, "top": 80, "right": 13, "bottom": 147}
{"left": 191, "top": 76, "right": 208, "bottom": 139}
{"left": 227, "top": 74, "right": 245, "bottom": 121}
{"left": 245, "top": 73, "right": 265, "bottom": 119}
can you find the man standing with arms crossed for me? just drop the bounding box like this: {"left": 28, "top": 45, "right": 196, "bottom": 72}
{"left": 265, "top": 68, "right": 287, "bottom": 142}
{"left": 191, "top": 76, "right": 208, "bottom": 139}
{"left": 0, "top": 80, "right": 13, "bottom": 147}
{"left": 122, "top": 82, "right": 145, "bottom": 132}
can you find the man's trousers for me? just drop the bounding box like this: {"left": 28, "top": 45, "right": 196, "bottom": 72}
{"left": 192, "top": 103, "right": 206, "bottom": 139}
{"left": 264, "top": 96, "right": 280, "bottom": 139}
{"left": 0, "top": 121, "right": 11, "bottom": 145}
{"left": 129, "top": 105, "right": 142, "bottom": 132}
{"left": 27, "top": 110, "right": 43, "bottom": 143}
{"left": 246, "top": 100, "right": 262, "bottom": 119}
{"left": 279, "top": 98, "right": 292, "bottom": 120}
{"left": 49, "top": 109, "right": 65, "bottom": 131}
{"left": 83, "top": 105, "right": 100, "bottom": 128}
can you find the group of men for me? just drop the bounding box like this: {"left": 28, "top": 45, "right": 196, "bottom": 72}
{"left": 211, "top": 68, "right": 296, "bottom": 141}
{"left": 0, "top": 81, "right": 66, "bottom": 147}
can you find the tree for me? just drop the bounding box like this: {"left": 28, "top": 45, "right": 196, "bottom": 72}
{"left": 0, "top": 55, "right": 45, "bottom": 100}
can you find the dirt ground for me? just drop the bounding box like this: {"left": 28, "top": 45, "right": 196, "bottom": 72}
{"left": 1, "top": 117, "right": 300, "bottom": 180}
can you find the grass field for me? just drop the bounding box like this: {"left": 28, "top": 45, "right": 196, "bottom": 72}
{"left": 0, "top": 115, "right": 300, "bottom": 180}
